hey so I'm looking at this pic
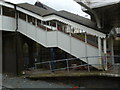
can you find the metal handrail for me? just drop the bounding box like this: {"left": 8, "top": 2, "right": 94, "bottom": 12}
{"left": 34, "top": 55, "right": 120, "bottom": 73}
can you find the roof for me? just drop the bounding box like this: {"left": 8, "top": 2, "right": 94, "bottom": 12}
{"left": 17, "top": 3, "right": 53, "bottom": 16}
{"left": 52, "top": 10, "right": 98, "bottom": 30}
{"left": 35, "top": 1, "right": 56, "bottom": 13}
{"left": 17, "top": 2, "right": 98, "bottom": 31}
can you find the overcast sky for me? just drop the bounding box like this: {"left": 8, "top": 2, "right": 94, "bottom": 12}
{"left": 5, "top": 0, "right": 90, "bottom": 18}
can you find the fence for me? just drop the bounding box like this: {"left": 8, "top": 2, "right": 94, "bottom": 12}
{"left": 34, "top": 55, "right": 120, "bottom": 73}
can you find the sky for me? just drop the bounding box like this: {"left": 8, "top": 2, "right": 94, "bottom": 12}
{"left": 4, "top": 0, "right": 90, "bottom": 18}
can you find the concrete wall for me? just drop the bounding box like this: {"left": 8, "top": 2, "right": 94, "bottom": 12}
{"left": 3, "top": 33, "right": 16, "bottom": 74}
{"left": 2, "top": 31, "right": 36, "bottom": 74}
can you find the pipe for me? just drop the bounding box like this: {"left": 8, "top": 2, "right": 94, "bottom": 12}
{"left": 14, "top": 5, "right": 19, "bottom": 75}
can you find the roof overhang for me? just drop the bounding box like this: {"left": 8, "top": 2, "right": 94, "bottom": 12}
{"left": 75, "top": 0, "right": 120, "bottom": 34}
{"left": 74, "top": 0, "right": 120, "bottom": 9}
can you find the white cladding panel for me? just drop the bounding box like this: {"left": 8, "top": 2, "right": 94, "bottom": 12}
{"left": 58, "top": 31, "right": 71, "bottom": 53}
{"left": 2, "top": 16, "right": 15, "bottom": 31}
{"left": 26, "top": 23, "right": 37, "bottom": 41}
{"left": 71, "top": 38, "right": 86, "bottom": 58}
{"left": 36, "top": 28, "right": 46, "bottom": 46}
{"left": 47, "top": 31, "right": 57, "bottom": 47}
{"left": 87, "top": 44, "right": 99, "bottom": 67}
{"left": 18, "top": 19, "right": 47, "bottom": 47}
{"left": 18, "top": 19, "right": 27, "bottom": 35}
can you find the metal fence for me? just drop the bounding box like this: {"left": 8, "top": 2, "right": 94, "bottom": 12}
{"left": 34, "top": 55, "right": 120, "bottom": 73}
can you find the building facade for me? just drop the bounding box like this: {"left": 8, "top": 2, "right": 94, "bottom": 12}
{"left": 0, "top": 0, "right": 112, "bottom": 74}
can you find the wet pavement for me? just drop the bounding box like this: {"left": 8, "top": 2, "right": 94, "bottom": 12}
{"left": 2, "top": 74, "right": 72, "bottom": 89}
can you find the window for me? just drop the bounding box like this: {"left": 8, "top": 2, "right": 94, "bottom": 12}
{"left": 3, "top": 6, "right": 15, "bottom": 17}
{"left": 37, "top": 19, "right": 41, "bottom": 26}
{"left": 43, "top": 21, "right": 46, "bottom": 25}
{"left": 50, "top": 21, "right": 56, "bottom": 27}
{"left": 28, "top": 15, "right": 35, "bottom": 25}
{"left": 19, "top": 11, "right": 26, "bottom": 21}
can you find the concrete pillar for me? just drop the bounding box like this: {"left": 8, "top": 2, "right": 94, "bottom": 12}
{"left": 27, "top": 40, "right": 34, "bottom": 68}
{"left": 98, "top": 37, "right": 102, "bottom": 68}
{"left": 50, "top": 48, "right": 56, "bottom": 72}
{"left": 16, "top": 33, "right": 24, "bottom": 74}
{"left": 0, "top": 31, "right": 2, "bottom": 74}
{"left": 3, "top": 33, "right": 17, "bottom": 74}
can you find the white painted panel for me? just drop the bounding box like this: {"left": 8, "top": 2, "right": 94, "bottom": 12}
{"left": 47, "top": 31, "right": 57, "bottom": 47}
{"left": 58, "top": 31, "right": 71, "bottom": 53}
{"left": 18, "top": 19, "right": 47, "bottom": 47}
{"left": 71, "top": 37, "right": 86, "bottom": 58}
{"left": 26, "top": 23, "right": 37, "bottom": 41}
{"left": 36, "top": 27, "right": 47, "bottom": 46}
{"left": 0, "top": 16, "right": 2, "bottom": 30}
{"left": 87, "top": 44, "right": 99, "bottom": 68}
{"left": 18, "top": 19, "right": 27, "bottom": 35}
{"left": 2, "top": 16, "right": 15, "bottom": 31}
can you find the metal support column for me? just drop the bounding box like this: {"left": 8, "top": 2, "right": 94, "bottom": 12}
{"left": 85, "top": 32, "right": 90, "bottom": 72}
{"left": 103, "top": 38, "right": 107, "bottom": 70}
{"left": 98, "top": 37, "right": 102, "bottom": 69}
{"left": 56, "top": 21, "right": 58, "bottom": 30}
{"left": 66, "top": 59, "right": 70, "bottom": 72}
{"left": 111, "top": 37, "right": 114, "bottom": 65}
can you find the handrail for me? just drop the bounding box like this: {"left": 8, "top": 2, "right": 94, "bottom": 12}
{"left": 34, "top": 55, "right": 120, "bottom": 72}
{"left": 71, "top": 34, "right": 98, "bottom": 48}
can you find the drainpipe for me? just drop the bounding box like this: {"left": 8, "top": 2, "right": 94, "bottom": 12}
{"left": 14, "top": 5, "right": 19, "bottom": 75}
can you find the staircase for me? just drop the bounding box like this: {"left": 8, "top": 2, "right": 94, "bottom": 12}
{"left": 18, "top": 18, "right": 102, "bottom": 69}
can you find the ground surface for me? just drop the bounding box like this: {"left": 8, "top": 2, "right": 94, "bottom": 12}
{"left": 2, "top": 74, "right": 72, "bottom": 89}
